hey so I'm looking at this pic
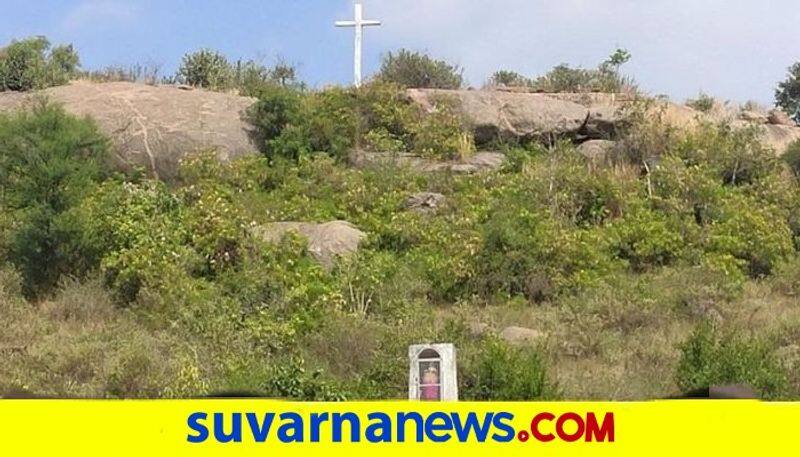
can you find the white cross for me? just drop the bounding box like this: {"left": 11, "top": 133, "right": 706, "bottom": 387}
{"left": 335, "top": 0, "right": 381, "bottom": 87}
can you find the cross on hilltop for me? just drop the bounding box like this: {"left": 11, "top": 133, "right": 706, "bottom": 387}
{"left": 335, "top": 0, "right": 381, "bottom": 87}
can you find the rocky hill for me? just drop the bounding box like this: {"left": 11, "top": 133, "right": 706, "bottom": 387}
{"left": 0, "top": 81, "right": 258, "bottom": 180}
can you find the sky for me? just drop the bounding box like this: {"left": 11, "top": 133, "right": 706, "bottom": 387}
{"left": 1, "top": 0, "right": 798, "bottom": 104}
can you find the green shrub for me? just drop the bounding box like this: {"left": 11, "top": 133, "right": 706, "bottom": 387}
{"left": 409, "top": 96, "right": 474, "bottom": 159}
{"left": 531, "top": 48, "right": 634, "bottom": 93}
{"left": 673, "top": 124, "right": 778, "bottom": 187}
{"left": 73, "top": 179, "right": 193, "bottom": 303}
{"left": 377, "top": 49, "right": 463, "bottom": 89}
{"left": 707, "top": 195, "right": 792, "bottom": 277}
{"left": 488, "top": 70, "right": 531, "bottom": 87}
{"left": 248, "top": 82, "right": 473, "bottom": 162}
{"left": 775, "top": 62, "right": 800, "bottom": 123}
{"left": 686, "top": 93, "right": 716, "bottom": 113}
{"left": 261, "top": 357, "right": 348, "bottom": 401}
{"left": 676, "top": 322, "right": 787, "bottom": 399}
{"left": 0, "top": 36, "right": 79, "bottom": 92}
{"left": 0, "top": 102, "right": 109, "bottom": 296}
{"left": 177, "top": 49, "right": 232, "bottom": 90}
{"left": 461, "top": 339, "right": 558, "bottom": 401}
{"left": 782, "top": 139, "right": 800, "bottom": 177}
{"left": 610, "top": 206, "right": 684, "bottom": 271}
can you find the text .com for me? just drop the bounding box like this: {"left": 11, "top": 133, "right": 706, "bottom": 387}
{"left": 187, "top": 410, "right": 615, "bottom": 444}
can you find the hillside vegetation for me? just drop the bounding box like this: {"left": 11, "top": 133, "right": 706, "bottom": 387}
{"left": 2, "top": 39, "right": 800, "bottom": 400}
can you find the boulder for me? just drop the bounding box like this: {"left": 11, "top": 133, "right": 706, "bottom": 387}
{"left": 405, "top": 192, "right": 446, "bottom": 213}
{"left": 407, "top": 89, "right": 592, "bottom": 143}
{"left": 768, "top": 109, "right": 796, "bottom": 126}
{"left": 499, "top": 326, "right": 546, "bottom": 346}
{"left": 351, "top": 151, "right": 506, "bottom": 174}
{"left": 760, "top": 125, "right": 800, "bottom": 153}
{"left": 578, "top": 139, "right": 617, "bottom": 164}
{"left": 253, "top": 221, "right": 366, "bottom": 270}
{"left": 0, "top": 81, "right": 258, "bottom": 180}
{"left": 738, "top": 110, "right": 768, "bottom": 124}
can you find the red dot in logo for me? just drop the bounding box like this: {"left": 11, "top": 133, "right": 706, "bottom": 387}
{"left": 517, "top": 430, "right": 530, "bottom": 442}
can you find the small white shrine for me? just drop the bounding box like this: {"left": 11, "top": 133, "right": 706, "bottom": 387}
{"left": 408, "top": 343, "right": 458, "bottom": 401}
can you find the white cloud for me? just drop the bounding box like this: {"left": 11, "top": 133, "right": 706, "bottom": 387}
{"left": 62, "top": 0, "right": 140, "bottom": 31}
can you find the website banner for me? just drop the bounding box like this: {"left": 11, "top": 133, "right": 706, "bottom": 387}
{"left": 0, "top": 400, "right": 796, "bottom": 456}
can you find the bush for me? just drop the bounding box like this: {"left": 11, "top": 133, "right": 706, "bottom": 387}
{"left": 376, "top": 49, "right": 463, "bottom": 89}
{"left": 0, "top": 102, "right": 109, "bottom": 296}
{"left": 609, "top": 206, "right": 684, "bottom": 271}
{"left": 248, "top": 82, "right": 473, "bottom": 162}
{"left": 488, "top": 70, "right": 530, "bottom": 87}
{"left": 782, "top": 139, "right": 800, "bottom": 177}
{"left": 531, "top": 48, "right": 634, "bottom": 93}
{"left": 686, "top": 93, "right": 716, "bottom": 113}
{"left": 707, "top": 194, "right": 792, "bottom": 277}
{"left": 461, "top": 339, "right": 558, "bottom": 401}
{"left": 775, "top": 62, "right": 800, "bottom": 123}
{"left": 176, "top": 49, "right": 232, "bottom": 90}
{"left": 676, "top": 322, "right": 787, "bottom": 399}
{"left": 0, "top": 36, "right": 80, "bottom": 92}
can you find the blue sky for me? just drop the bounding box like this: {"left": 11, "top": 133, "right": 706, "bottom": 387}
{"left": 1, "top": 0, "right": 799, "bottom": 104}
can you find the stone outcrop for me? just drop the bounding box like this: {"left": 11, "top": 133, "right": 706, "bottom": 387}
{"left": 405, "top": 192, "right": 446, "bottom": 213}
{"left": 253, "top": 221, "right": 366, "bottom": 270}
{"left": 578, "top": 139, "right": 617, "bottom": 164}
{"left": 407, "top": 89, "right": 800, "bottom": 154}
{"left": 0, "top": 81, "right": 259, "bottom": 180}
{"left": 407, "top": 89, "right": 596, "bottom": 143}
{"left": 351, "top": 151, "right": 506, "bottom": 174}
{"left": 499, "top": 326, "right": 546, "bottom": 346}
{"left": 768, "top": 109, "right": 796, "bottom": 126}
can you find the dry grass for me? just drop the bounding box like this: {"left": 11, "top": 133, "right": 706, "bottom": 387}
{"left": 436, "top": 265, "right": 800, "bottom": 400}
{"left": 0, "top": 270, "right": 203, "bottom": 398}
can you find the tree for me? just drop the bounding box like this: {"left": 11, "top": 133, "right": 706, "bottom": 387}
{"left": 776, "top": 62, "right": 800, "bottom": 123}
{"left": 0, "top": 102, "right": 109, "bottom": 296}
{"left": 376, "top": 49, "right": 463, "bottom": 89}
{"left": 0, "top": 36, "right": 80, "bottom": 91}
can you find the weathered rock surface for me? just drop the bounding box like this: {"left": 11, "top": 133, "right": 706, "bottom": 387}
{"left": 407, "top": 89, "right": 800, "bottom": 154}
{"left": 407, "top": 89, "right": 593, "bottom": 143}
{"left": 351, "top": 151, "right": 506, "bottom": 174}
{"left": 578, "top": 140, "right": 617, "bottom": 164}
{"left": 738, "top": 110, "right": 768, "bottom": 124}
{"left": 759, "top": 124, "right": 800, "bottom": 153}
{"left": 254, "top": 221, "right": 366, "bottom": 270}
{"left": 0, "top": 81, "right": 258, "bottom": 180}
{"left": 500, "top": 326, "right": 546, "bottom": 346}
{"left": 768, "top": 109, "right": 796, "bottom": 126}
{"left": 405, "top": 192, "right": 446, "bottom": 213}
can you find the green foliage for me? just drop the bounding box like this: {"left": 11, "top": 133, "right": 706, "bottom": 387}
{"left": 177, "top": 49, "right": 232, "bottom": 90}
{"left": 488, "top": 70, "right": 530, "bottom": 87}
{"left": 461, "top": 339, "right": 558, "bottom": 401}
{"left": 0, "top": 102, "right": 109, "bottom": 296}
{"left": 707, "top": 194, "right": 792, "bottom": 277}
{"left": 260, "top": 357, "right": 348, "bottom": 401}
{"left": 676, "top": 322, "right": 787, "bottom": 399}
{"left": 377, "top": 49, "right": 463, "bottom": 89}
{"left": 610, "top": 205, "right": 684, "bottom": 271}
{"left": 686, "top": 93, "right": 716, "bottom": 113}
{"left": 177, "top": 49, "right": 299, "bottom": 95}
{"left": 782, "top": 139, "right": 800, "bottom": 177}
{"left": 775, "top": 62, "right": 800, "bottom": 123}
{"left": 247, "top": 82, "right": 472, "bottom": 161}
{"left": 0, "top": 36, "right": 80, "bottom": 92}
{"left": 532, "top": 48, "right": 634, "bottom": 93}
